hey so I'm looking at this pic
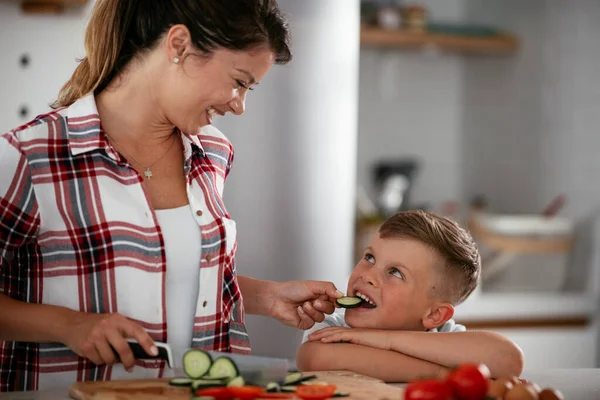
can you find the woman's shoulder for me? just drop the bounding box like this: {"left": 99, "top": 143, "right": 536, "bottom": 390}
{"left": 197, "top": 125, "right": 234, "bottom": 153}
{"left": 196, "top": 125, "right": 235, "bottom": 167}
{"left": 3, "top": 107, "right": 69, "bottom": 145}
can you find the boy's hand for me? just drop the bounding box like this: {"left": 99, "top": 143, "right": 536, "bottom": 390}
{"left": 307, "top": 327, "right": 392, "bottom": 351}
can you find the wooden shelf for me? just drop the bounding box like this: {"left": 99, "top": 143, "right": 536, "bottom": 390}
{"left": 360, "top": 25, "right": 519, "bottom": 55}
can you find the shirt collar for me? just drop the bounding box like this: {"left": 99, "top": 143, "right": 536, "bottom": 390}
{"left": 67, "top": 93, "right": 205, "bottom": 159}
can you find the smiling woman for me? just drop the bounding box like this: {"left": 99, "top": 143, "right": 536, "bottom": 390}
{"left": 0, "top": 0, "right": 345, "bottom": 392}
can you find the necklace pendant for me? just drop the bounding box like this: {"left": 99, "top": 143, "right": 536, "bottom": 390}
{"left": 144, "top": 168, "right": 153, "bottom": 179}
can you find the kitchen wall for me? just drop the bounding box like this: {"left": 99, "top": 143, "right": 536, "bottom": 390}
{"left": 0, "top": 2, "right": 91, "bottom": 133}
{"left": 357, "top": 0, "right": 467, "bottom": 210}
{"left": 461, "top": 0, "right": 600, "bottom": 295}
{"left": 463, "top": 0, "right": 600, "bottom": 219}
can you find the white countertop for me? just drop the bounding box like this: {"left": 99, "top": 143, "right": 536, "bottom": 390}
{"left": 454, "top": 290, "right": 599, "bottom": 321}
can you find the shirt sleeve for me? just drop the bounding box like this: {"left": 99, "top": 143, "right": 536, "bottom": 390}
{"left": 0, "top": 133, "right": 40, "bottom": 290}
{"left": 432, "top": 319, "right": 467, "bottom": 332}
{"left": 301, "top": 310, "right": 347, "bottom": 344}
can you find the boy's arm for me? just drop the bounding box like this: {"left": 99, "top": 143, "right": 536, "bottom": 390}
{"left": 296, "top": 341, "right": 447, "bottom": 383}
{"left": 309, "top": 328, "right": 524, "bottom": 378}
{"left": 386, "top": 330, "right": 524, "bottom": 378}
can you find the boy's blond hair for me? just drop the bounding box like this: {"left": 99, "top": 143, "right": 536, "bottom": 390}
{"left": 379, "top": 210, "right": 481, "bottom": 305}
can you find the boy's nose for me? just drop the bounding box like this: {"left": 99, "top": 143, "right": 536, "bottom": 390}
{"left": 361, "top": 270, "right": 380, "bottom": 287}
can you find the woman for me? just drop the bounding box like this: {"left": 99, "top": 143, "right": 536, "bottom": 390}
{"left": 0, "top": 0, "right": 342, "bottom": 392}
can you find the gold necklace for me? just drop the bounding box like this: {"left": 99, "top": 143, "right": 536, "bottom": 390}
{"left": 105, "top": 133, "right": 177, "bottom": 179}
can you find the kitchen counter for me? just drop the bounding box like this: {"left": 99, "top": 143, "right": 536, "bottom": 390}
{"left": 1, "top": 369, "right": 599, "bottom": 400}
{"left": 454, "top": 291, "right": 598, "bottom": 321}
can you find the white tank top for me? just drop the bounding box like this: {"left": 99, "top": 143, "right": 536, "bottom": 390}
{"left": 155, "top": 205, "right": 202, "bottom": 368}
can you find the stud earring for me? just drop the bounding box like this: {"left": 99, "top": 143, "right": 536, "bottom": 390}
{"left": 173, "top": 57, "right": 180, "bottom": 64}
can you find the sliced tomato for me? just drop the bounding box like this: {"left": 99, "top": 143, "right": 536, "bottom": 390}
{"left": 228, "top": 386, "right": 267, "bottom": 399}
{"left": 295, "top": 384, "right": 337, "bottom": 400}
{"left": 194, "top": 386, "right": 234, "bottom": 399}
{"left": 255, "top": 393, "right": 298, "bottom": 399}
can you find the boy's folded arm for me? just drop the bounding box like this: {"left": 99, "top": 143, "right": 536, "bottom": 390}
{"left": 296, "top": 341, "right": 447, "bottom": 383}
{"left": 386, "top": 330, "right": 524, "bottom": 378}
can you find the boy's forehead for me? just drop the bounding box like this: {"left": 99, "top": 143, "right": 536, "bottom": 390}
{"left": 371, "top": 235, "right": 443, "bottom": 273}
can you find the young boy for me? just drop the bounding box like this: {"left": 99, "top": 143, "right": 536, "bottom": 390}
{"left": 296, "top": 210, "right": 524, "bottom": 382}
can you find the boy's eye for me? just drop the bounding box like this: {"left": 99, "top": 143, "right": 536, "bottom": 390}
{"left": 389, "top": 268, "right": 404, "bottom": 280}
{"left": 364, "top": 253, "right": 375, "bottom": 264}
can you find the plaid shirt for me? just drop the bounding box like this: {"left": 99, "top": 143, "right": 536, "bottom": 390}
{"left": 0, "top": 94, "right": 250, "bottom": 392}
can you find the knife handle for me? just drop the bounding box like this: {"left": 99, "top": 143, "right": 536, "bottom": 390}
{"left": 111, "top": 339, "right": 174, "bottom": 368}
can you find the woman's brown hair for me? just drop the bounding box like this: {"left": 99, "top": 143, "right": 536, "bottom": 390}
{"left": 53, "top": 0, "right": 292, "bottom": 108}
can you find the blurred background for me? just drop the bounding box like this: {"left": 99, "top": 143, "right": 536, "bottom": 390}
{"left": 1, "top": 0, "right": 599, "bottom": 372}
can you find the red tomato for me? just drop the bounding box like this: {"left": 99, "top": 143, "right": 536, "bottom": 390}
{"left": 228, "top": 386, "right": 267, "bottom": 399}
{"left": 404, "top": 379, "right": 453, "bottom": 400}
{"left": 446, "top": 363, "right": 491, "bottom": 400}
{"left": 194, "top": 386, "right": 234, "bottom": 400}
{"left": 295, "top": 384, "right": 338, "bottom": 399}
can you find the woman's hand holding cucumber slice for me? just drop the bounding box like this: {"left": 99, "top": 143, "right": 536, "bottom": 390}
{"left": 240, "top": 278, "right": 344, "bottom": 330}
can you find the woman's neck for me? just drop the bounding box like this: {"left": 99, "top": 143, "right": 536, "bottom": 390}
{"left": 96, "top": 61, "right": 174, "bottom": 147}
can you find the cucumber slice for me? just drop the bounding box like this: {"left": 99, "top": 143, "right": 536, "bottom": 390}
{"left": 336, "top": 296, "right": 363, "bottom": 308}
{"left": 206, "top": 356, "right": 239, "bottom": 380}
{"left": 299, "top": 374, "right": 318, "bottom": 383}
{"left": 284, "top": 371, "right": 304, "bottom": 385}
{"left": 281, "top": 385, "right": 298, "bottom": 392}
{"left": 333, "top": 392, "right": 350, "bottom": 397}
{"left": 190, "top": 379, "right": 226, "bottom": 391}
{"left": 266, "top": 382, "right": 281, "bottom": 392}
{"left": 226, "top": 376, "right": 245, "bottom": 387}
{"left": 169, "top": 377, "right": 194, "bottom": 386}
{"left": 182, "top": 349, "right": 212, "bottom": 379}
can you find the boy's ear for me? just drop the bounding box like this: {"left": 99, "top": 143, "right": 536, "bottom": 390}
{"left": 422, "top": 302, "right": 454, "bottom": 330}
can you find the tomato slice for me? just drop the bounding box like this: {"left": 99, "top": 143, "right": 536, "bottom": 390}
{"left": 228, "top": 386, "right": 267, "bottom": 399}
{"left": 194, "top": 387, "right": 234, "bottom": 400}
{"left": 255, "top": 393, "right": 298, "bottom": 399}
{"left": 295, "top": 384, "right": 337, "bottom": 400}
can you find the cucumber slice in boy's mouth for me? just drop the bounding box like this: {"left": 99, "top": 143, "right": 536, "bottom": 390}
{"left": 336, "top": 296, "right": 363, "bottom": 308}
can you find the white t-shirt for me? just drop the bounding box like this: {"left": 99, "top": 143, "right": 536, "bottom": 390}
{"left": 301, "top": 309, "right": 466, "bottom": 344}
{"left": 156, "top": 205, "right": 202, "bottom": 367}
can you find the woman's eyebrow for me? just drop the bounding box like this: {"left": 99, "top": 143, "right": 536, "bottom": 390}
{"left": 235, "top": 68, "right": 257, "bottom": 84}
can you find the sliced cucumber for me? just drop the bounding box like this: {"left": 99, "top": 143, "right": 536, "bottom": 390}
{"left": 265, "top": 382, "right": 281, "bottom": 392}
{"left": 284, "top": 371, "right": 304, "bottom": 385}
{"left": 190, "top": 379, "right": 226, "bottom": 391}
{"left": 336, "top": 296, "right": 363, "bottom": 308}
{"left": 206, "top": 356, "right": 239, "bottom": 380}
{"left": 281, "top": 385, "right": 298, "bottom": 392}
{"left": 169, "top": 377, "right": 194, "bottom": 386}
{"left": 333, "top": 392, "right": 350, "bottom": 397}
{"left": 299, "top": 374, "right": 318, "bottom": 383}
{"left": 226, "top": 376, "right": 245, "bottom": 387}
{"left": 182, "top": 349, "right": 213, "bottom": 379}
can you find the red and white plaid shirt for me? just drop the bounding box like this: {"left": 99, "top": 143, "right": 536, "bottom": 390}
{"left": 0, "top": 94, "right": 250, "bottom": 392}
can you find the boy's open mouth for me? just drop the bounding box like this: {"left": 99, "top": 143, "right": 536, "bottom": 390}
{"left": 355, "top": 291, "right": 377, "bottom": 308}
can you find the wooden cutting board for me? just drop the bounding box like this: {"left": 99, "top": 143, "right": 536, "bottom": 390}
{"left": 69, "top": 370, "right": 404, "bottom": 400}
